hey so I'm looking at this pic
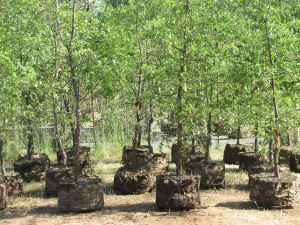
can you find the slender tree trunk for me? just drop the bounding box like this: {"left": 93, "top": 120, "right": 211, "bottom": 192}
{"left": 56, "top": 0, "right": 80, "bottom": 182}
{"left": 0, "top": 139, "right": 5, "bottom": 175}
{"left": 91, "top": 90, "right": 97, "bottom": 148}
{"left": 236, "top": 124, "right": 241, "bottom": 145}
{"left": 52, "top": 33, "right": 66, "bottom": 167}
{"left": 204, "top": 113, "right": 212, "bottom": 164}
{"left": 132, "top": 124, "right": 141, "bottom": 169}
{"left": 147, "top": 100, "right": 153, "bottom": 153}
{"left": 27, "top": 119, "right": 34, "bottom": 161}
{"left": 176, "top": 0, "right": 189, "bottom": 176}
{"left": 254, "top": 121, "right": 258, "bottom": 152}
{"left": 264, "top": 17, "right": 280, "bottom": 178}
{"left": 132, "top": 72, "right": 143, "bottom": 169}
{"left": 191, "top": 135, "right": 195, "bottom": 154}
{"left": 268, "top": 139, "right": 273, "bottom": 164}
{"left": 216, "top": 73, "right": 220, "bottom": 150}
{"left": 53, "top": 95, "right": 66, "bottom": 167}
{"left": 68, "top": 47, "right": 81, "bottom": 182}
{"left": 176, "top": 72, "right": 183, "bottom": 176}
{"left": 24, "top": 93, "right": 34, "bottom": 161}
{"left": 137, "top": 128, "right": 142, "bottom": 147}
{"left": 64, "top": 99, "right": 75, "bottom": 145}
{"left": 287, "top": 131, "right": 290, "bottom": 146}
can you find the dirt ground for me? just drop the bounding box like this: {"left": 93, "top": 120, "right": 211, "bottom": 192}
{"left": 1, "top": 136, "right": 300, "bottom": 225}
{"left": 1, "top": 164, "right": 300, "bottom": 225}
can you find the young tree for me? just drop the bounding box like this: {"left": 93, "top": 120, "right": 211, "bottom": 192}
{"left": 240, "top": 0, "right": 299, "bottom": 177}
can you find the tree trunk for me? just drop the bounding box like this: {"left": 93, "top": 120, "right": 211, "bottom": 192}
{"left": 236, "top": 124, "right": 241, "bottom": 145}
{"left": 204, "top": 113, "right": 212, "bottom": 164}
{"left": 268, "top": 139, "right": 273, "bottom": 164}
{"left": 137, "top": 128, "right": 142, "bottom": 147}
{"left": 91, "top": 90, "right": 97, "bottom": 148}
{"left": 132, "top": 71, "right": 143, "bottom": 170}
{"left": 68, "top": 48, "right": 81, "bottom": 183}
{"left": 287, "top": 131, "right": 290, "bottom": 146}
{"left": 147, "top": 102, "right": 153, "bottom": 153}
{"left": 0, "top": 139, "right": 5, "bottom": 175}
{"left": 132, "top": 124, "right": 141, "bottom": 169}
{"left": 51, "top": 29, "right": 66, "bottom": 167}
{"left": 53, "top": 95, "right": 66, "bottom": 167}
{"left": 56, "top": 0, "right": 79, "bottom": 181}
{"left": 264, "top": 17, "right": 280, "bottom": 178}
{"left": 64, "top": 99, "right": 75, "bottom": 146}
{"left": 27, "top": 120, "right": 34, "bottom": 161}
{"left": 176, "top": 74, "right": 183, "bottom": 176}
{"left": 254, "top": 121, "right": 258, "bottom": 152}
{"left": 175, "top": 0, "right": 189, "bottom": 175}
{"left": 25, "top": 93, "right": 34, "bottom": 161}
{"left": 191, "top": 135, "right": 195, "bottom": 154}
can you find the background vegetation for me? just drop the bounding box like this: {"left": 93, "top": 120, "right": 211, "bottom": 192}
{"left": 0, "top": 0, "right": 299, "bottom": 169}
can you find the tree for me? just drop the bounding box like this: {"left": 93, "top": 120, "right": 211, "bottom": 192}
{"left": 239, "top": 0, "right": 299, "bottom": 177}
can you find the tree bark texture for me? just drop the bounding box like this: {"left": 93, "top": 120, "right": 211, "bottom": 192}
{"left": 0, "top": 139, "right": 5, "bottom": 175}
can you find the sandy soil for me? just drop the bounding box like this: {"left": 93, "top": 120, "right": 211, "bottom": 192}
{"left": 1, "top": 188, "right": 299, "bottom": 225}
{"left": 1, "top": 163, "right": 300, "bottom": 225}
{"left": 1, "top": 135, "right": 299, "bottom": 225}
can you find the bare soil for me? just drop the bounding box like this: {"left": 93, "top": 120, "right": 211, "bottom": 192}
{"left": 1, "top": 136, "right": 299, "bottom": 224}
{"left": 1, "top": 160, "right": 299, "bottom": 225}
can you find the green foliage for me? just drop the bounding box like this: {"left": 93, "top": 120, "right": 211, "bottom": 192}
{"left": 0, "top": 0, "right": 299, "bottom": 169}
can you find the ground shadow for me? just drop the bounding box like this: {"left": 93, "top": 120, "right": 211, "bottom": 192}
{"left": 213, "top": 159, "right": 225, "bottom": 164}
{"left": 0, "top": 205, "right": 61, "bottom": 221}
{"left": 226, "top": 184, "right": 249, "bottom": 191}
{"left": 215, "top": 201, "right": 255, "bottom": 210}
{"left": 21, "top": 184, "right": 45, "bottom": 198}
{"left": 103, "top": 202, "right": 158, "bottom": 214}
{"left": 101, "top": 159, "right": 121, "bottom": 165}
{"left": 226, "top": 167, "right": 241, "bottom": 173}
{"left": 103, "top": 202, "right": 207, "bottom": 215}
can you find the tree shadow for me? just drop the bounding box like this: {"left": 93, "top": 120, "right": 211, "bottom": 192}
{"left": 226, "top": 167, "right": 241, "bottom": 173}
{"left": 103, "top": 202, "right": 158, "bottom": 214}
{"left": 101, "top": 159, "right": 121, "bottom": 165}
{"left": 103, "top": 202, "right": 207, "bottom": 215}
{"left": 215, "top": 201, "right": 255, "bottom": 210}
{"left": 0, "top": 205, "right": 60, "bottom": 221}
{"left": 225, "top": 184, "right": 249, "bottom": 191}
{"left": 14, "top": 186, "right": 44, "bottom": 199}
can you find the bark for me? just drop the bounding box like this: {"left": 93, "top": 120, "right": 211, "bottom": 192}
{"left": 56, "top": 0, "right": 80, "bottom": 182}
{"left": 137, "top": 128, "right": 142, "bottom": 147}
{"left": 132, "top": 72, "right": 142, "bottom": 169}
{"left": 24, "top": 93, "right": 34, "bottom": 161}
{"left": 147, "top": 100, "right": 154, "bottom": 153}
{"left": 52, "top": 32, "right": 66, "bottom": 167}
{"left": 264, "top": 17, "right": 280, "bottom": 178}
{"left": 63, "top": 99, "right": 75, "bottom": 145}
{"left": 191, "top": 135, "right": 195, "bottom": 154}
{"left": 27, "top": 119, "right": 34, "bottom": 161}
{"left": 91, "top": 91, "right": 97, "bottom": 147}
{"left": 132, "top": 124, "right": 141, "bottom": 169}
{"left": 53, "top": 97, "right": 66, "bottom": 167}
{"left": 176, "top": 74, "right": 183, "bottom": 176}
{"left": 68, "top": 48, "right": 81, "bottom": 183}
{"left": 0, "top": 139, "right": 5, "bottom": 175}
{"left": 204, "top": 113, "right": 212, "bottom": 164}
{"left": 131, "top": 1, "right": 144, "bottom": 169}
{"left": 254, "top": 121, "right": 258, "bottom": 152}
{"left": 287, "top": 131, "right": 291, "bottom": 146}
{"left": 176, "top": 0, "right": 189, "bottom": 176}
{"left": 236, "top": 124, "right": 241, "bottom": 145}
